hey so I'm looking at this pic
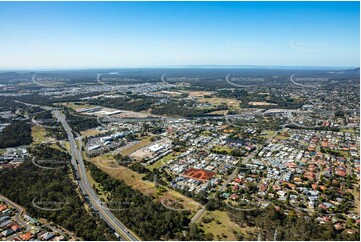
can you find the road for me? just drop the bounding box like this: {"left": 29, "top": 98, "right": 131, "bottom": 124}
{"left": 97, "top": 112, "right": 263, "bottom": 125}
{"left": 53, "top": 110, "right": 139, "bottom": 241}
{"left": 218, "top": 148, "right": 259, "bottom": 192}
{"left": 219, "top": 131, "right": 278, "bottom": 192}
{"left": 0, "top": 194, "right": 81, "bottom": 240}
{"left": 190, "top": 206, "right": 206, "bottom": 224}
{"left": 0, "top": 194, "right": 34, "bottom": 241}
{"left": 0, "top": 194, "right": 28, "bottom": 228}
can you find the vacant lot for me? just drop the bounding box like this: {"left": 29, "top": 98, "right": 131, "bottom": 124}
{"left": 213, "top": 145, "right": 232, "bottom": 154}
{"left": 59, "top": 102, "right": 96, "bottom": 111}
{"left": 120, "top": 137, "right": 152, "bottom": 156}
{"left": 260, "top": 130, "right": 276, "bottom": 139}
{"left": 188, "top": 91, "right": 213, "bottom": 98}
{"left": 249, "top": 101, "right": 277, "bottom": 106}
{"left": 275, "top": 135, "right": 289, "bottom": 141}
{"left": 31, "top": 125, "right": 55, "bottom": 145}
{"left": 146, "top": 153, "right": 176, "bottom": 171}
{"left": 198, "top": 97, "right": 240, "bottom": 110}
{"left": 197, "top": 210, "right": 256, "bottom": 240}
{"left": 49, "top": 143, "right": 62, "bottom": 151}
{"left": 89, "top": 155, "right": 201, "bottom": 212}
{"left": 80, "top": 128, "right": 106, "bottom": 137}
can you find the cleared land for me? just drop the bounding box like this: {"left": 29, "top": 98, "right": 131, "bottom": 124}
{"left": 184, "top": 168, "right": 215, "bottom": 181}
{"left": 198, "top": 97, "right": 240, "bottom": 110}
{"left": 213, "top": 146, "right": 232, "bottom": 154}
{"left": 49, "top": 143, "right": 62, "bottom": 151}
{"left": 58, "top": 102, "right": 95, "bottom": 111}
{"left": 120, "top": 137, "right": 152, "bottom": 156}
{"left": 80, "top": 129, "right": 106, "bottom": 137}
{"left": 249, "top": 101, "right": 277, "bottom": 106}
{"left": 275, "top": 135, "right": 289, "bottom": 141}
{"left": 188, "top": 91, "right": 213, "bottom": 98}
{"left": 31, "top": 125, "right": 54, "bottom": 145}
{"left": 88, "top": 155, "right": 201, "bottom": 212}
{"left": 146, "top": 153, "right": 176, "bottom": 171}
{"left": 260, "top": 130, "right": 276, "bottom": 139}
{"left": 197, "top": 210, "right": 256, "bottom": 241}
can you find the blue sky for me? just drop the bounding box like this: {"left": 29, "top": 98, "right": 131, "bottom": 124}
{"left": 0, "top": 1, "right": 359, "bottom": 69}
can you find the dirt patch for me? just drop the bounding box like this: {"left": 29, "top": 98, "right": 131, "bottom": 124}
{"left": 188, "top": 91, "right": 214, "bottom": 98}
{"left": 184, "top": 168, "right": 215, "bottom": 181}
{"left": 249, "top": 101, "right": 277, "bottom": 106}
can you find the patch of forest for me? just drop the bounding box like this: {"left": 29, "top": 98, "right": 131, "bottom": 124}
{"left": 87, "top": 162, "right": 211, "bottom": 240}
{"left": 0, "top": 120, "right": 32, "bottom": 148}
{"left": 0, "top": 145, "right": 116, "bottom": 240}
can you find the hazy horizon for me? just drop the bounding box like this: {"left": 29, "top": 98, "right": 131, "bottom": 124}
{"left": 0, "top": 65, "right": 359, "bottom": 72}
{"left": 0, "top": 1, "right": 359, "bottom": 69}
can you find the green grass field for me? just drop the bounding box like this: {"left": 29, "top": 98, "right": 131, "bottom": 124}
{"left": 31, "top": 125, "right": 48, "bottom": 145}
{"left": 197, "top": 210, "right": 255, "bottom": 240}
{"left": 120, "top": 137, "right": 152, "bottom": 156}
{"left": 260, "top": 130, "right": 276, "bottom": 139}
{"left": 146, "top": 153, "right": 176, "bottom": 171}
{"left": 213, "top": 146, "right": 232, "bottom": 154}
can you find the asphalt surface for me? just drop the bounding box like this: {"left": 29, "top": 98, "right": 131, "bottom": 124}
{"left": 53, "top": 111, "right": 139, "bottom": 241}
{"left": 0, "top": 194, "right": 28, "bottom": 228}
{"left": 219, "top": 131, "right": 278, "bottom": 192}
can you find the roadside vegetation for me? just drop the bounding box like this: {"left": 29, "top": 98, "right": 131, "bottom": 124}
{"left": 0, "top": 145, "right": 116, "bottom": 240}
{"left": 87, "top": 162, "right": 209, "bottom": 240}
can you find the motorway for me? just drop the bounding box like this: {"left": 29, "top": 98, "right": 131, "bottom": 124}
{"left": 96, "top": 111, "right": 264, "bottom": 127}
{"left": 53, "top": 110, "right": 139, "bottom": 241}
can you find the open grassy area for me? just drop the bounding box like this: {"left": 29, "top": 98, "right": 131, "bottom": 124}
{"left": 49, "top": 143, "right": 62, "bottom": 151}
{"left": 340, "top": 128, "right": 356, "bottom": 133}
{"left": 146, "top": 153, "right": 176, "bottom": 171}
{"left": 197, "top": 210, "right": 255, "bottom": 240}
{"left": 88, "top": 155, "right": 201, "bottom": 212}
{"left": 187, "top": 91, "right": 214, "bottom": 98}
{"left": 198, "top": 97, "right": 240, "bottom": 110}
{"left": 63, "top": 141, "right": 71, "bottom": 152}
{"left": 86, "top": 170, "right": 110, "bottom": 200}
{"left": 201, "top": 130, "right": 213, "bottom": 136}
{"left": 59, "top": 102, "right": 96, "bottom": 111}
{"left": 80, "top": 129, "right": 106, "bottom": 137}
{"left": 260, "top": 130, "right": 276, "bottom": 139}
{"left": 31, "top": 125, "right": 48, "bottom": 145}
{"left": 213, "top": 146, "right": 232, "bottom": 154}
{"left": 120, "top": 137, "right": 152, "bottom": 156}
{"left": 275, "top": 135, "right": 289, "bottom": 141}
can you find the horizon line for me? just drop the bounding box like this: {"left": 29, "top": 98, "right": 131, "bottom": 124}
{"left": 0, "top": 65, "right": 359, "bottom": 72}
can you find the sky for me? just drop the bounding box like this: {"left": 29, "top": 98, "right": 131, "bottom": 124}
{"left": 0, "top": 1, "right": 359, "bottom": 69}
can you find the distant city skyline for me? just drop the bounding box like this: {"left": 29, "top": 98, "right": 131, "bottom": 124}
{"left": 0, "top": 1, "right": 359, "bottom": 69}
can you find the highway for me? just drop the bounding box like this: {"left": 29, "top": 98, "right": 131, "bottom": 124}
{"left": 53, "top": 110, "right": 139, "bottom": 241}
{"left": 96, "top": 111, "right": 264, "bottom": 126}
